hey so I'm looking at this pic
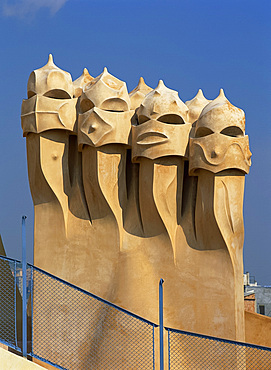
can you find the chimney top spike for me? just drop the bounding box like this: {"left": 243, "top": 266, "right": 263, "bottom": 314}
{"left": 48, "top": 54, "right": 54, "bottom": 65}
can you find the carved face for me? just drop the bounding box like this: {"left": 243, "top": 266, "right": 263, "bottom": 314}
{"left": 189, "top": 99, "right": 252, "bottom": 174}
{"left": 78, "top": 107, "right": 132, "bottom": 148}
{"left": 21, "top": 55, "right": 77, "bottom": 136}
{"left": 132, "top": 115, "right": 191, "bottom": 162}
{"left": 80, "top": 68, "right": 130, "bottom": 112}
{"left": 77, "top": 68, "right": 131, "bottom": 149}
{"left": 132, "top": 80, "right": 191, "bottom": 162}
{"left": 21, "top": 95, "right": 77, "bottom": 136}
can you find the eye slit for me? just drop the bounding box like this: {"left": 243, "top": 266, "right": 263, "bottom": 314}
{"left": 137, "top": 115, "right": 149, "bottom": 124}
{"left": 80, "top": 99, "right": 94, "bottom": 113}
{"left": 220, "top": 126, "right": 244, "bottom": 137}
{"left": 195, "top": 127, "right": 213, "bottom": 138}
{"left": 100, "top": 98, "right": 127, "bottom": 112}
{"left": 44, "top": 89, "right": 71, "bottom": 99}
{"left": 157, "top": 114, "right": 184, "bottom": 124}
{"left": 27, "top": 91, "right": 36, "bottom": 99}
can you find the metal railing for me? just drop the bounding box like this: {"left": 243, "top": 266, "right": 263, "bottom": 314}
{"left": 0, "top": 255, "right": 21, "bottom": 352}
{"left": 1, "top": 254, "right": 271, "bottom": 369}
{"left": 166, "top": 327, "right": 271, "bottom": 370}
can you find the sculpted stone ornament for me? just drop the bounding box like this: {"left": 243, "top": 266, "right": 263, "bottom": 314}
{"left": 80, "top": 67, "right": 130, "bottom": 111}
{"left": 21, "top": 56, "right": 252, "bottom": 368}
{"left": 185, "top": 88, "right": 211, "bottom": 124}
{"left": 73, "top": 68, "right": 93, "bottom": 98}
{"left": 129, "top": 81, "right": 190, "bottom": 266}
{"left": 21, "top": 54, "right": 77, "bottom": 134}
{"left": 27, "top": 54, "right": 74, "bottom": 99}
{"left": 21, "top": 55, "right": 90, "bottom": 289}
{"left": 185, "top": 88, "right": 252, "bottom": 341}
{"left": 132, "top": 80, "right": 190, "bottom": 161}
{"left": 21, "top": 94, "right": 77, "bottom": 135}
{"left": 77, "top": 67, "right": 132, "bottom": 260}
{"left": 78, "top": 107, "right": 132, "bottom": 147}
{"left": 189, "top": 89, "right": 251, "bottom": 174}
{"left": 78, "top": 68, "right": 132, "bottom": 148}
{"left": 129, "top": 76, "right": 153, "bottom": 110}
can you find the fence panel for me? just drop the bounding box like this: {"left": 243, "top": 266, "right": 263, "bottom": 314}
{"left": 29, "top": 265, "right": 156, "bottom": 370}
{"left": 167, "top": 327, "right": 271, "bottom": 370}
{"left": 0, "top": 255, "right": 21, "bottom": 352}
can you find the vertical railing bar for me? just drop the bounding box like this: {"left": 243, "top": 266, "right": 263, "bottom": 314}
{"left": 22, "top": 215, "right": 27, "bottom": 358}
{"left": 30, "top": 265, "right": 33, "bottom": 356}
{"left": 168, "top": 330, "right": 170, "bottom": 370}
{"left": 153, "top": 324, "right": 155, "bottom": 370}
{"left": 14, "top": 260, "right": 18, "bottom": 349}
{"left": 159, "top": 278, "right": 164, "bottom": 370}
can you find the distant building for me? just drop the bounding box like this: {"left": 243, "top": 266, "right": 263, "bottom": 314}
{"left": 244, "top": 272, "right": 271, "bottom": 317}
{"left": 244, "top": 272, "right": 258, "bottom": 287}
{"left": 244, "top": 291, "right": 256, "bottom": 313}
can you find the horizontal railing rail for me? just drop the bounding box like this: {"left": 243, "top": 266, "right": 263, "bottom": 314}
{"left": 0, "top": 254, "right": 21, "bottom": 263}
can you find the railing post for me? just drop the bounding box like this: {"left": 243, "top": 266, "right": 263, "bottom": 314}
{"left": 22, "top": 215, "right": 27, "bottom": 358}
{"left": 159, "top": 278, "right": 164, "bottom": 370}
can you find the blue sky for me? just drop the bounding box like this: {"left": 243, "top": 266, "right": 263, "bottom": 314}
{"left": 0, "top": 0, "right": 270, "bottom": 284}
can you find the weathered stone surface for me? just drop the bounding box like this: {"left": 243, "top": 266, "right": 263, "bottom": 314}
{"left": 21, "top": 55, "right": 252, "bottom": 346}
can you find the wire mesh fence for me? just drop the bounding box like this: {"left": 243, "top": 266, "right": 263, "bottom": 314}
{"left": 2, "top": 254, "right": 271, "bottom": 369}
{"left": 0, "top": 255, "right": 21, "bottom": 352}
{"left": 167, "top": 327, "right": 271, "bottom": 370}
{"left": 28, "top": 265, "right": 157, "bottom": 370}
